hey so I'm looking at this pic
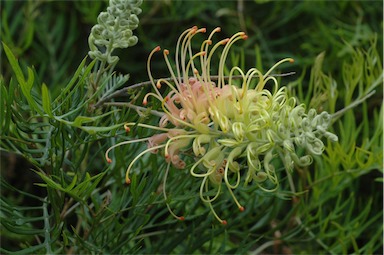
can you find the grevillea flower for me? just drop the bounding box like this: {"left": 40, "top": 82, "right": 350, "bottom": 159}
{"left": 106, "top": 26, "right": 338, "bottom": 224}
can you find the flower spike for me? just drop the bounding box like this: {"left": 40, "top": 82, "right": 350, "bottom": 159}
{"left": 106, "top": 27, "right": 337, "bottom": 225}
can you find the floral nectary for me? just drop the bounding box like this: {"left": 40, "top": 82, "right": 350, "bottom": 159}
{"left": 105, "top": 26, "right": 338, "bottom": 224}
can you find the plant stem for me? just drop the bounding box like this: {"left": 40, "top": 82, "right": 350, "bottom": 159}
{"left": 94, "top": 72, "right": 296, "bottom": 108}
{"left": 43, "top": 197, "right": 53, "bottom": 255}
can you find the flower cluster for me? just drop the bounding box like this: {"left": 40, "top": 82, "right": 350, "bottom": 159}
{"left": 88, "top": 0, "right": 142, "bottom": 64}
{"left": 106, "top": 26, "right": 338, "bottom": 224}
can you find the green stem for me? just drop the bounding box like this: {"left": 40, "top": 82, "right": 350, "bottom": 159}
{"left": 43, "top": 197, "right": 53, "bottom": 255}
{"left": 93, "top": 72, "right": 296, "bottom": 108}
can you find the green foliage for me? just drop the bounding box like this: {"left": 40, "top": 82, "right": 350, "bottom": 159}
{"left": 0, "top": 1, "right": 39, "bottom": 56}
{"left": 1, "top": 0, "right": 382, "bottom": 254}
{"left": 284, "top": 37, "right": 383, "bottom": 254}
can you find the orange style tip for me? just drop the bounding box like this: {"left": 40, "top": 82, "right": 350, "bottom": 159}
{"left": 200, "top": 28, "right": 207, "bottom": 33}
{"left": 221, "top": 220, "right": 227, "bottom": 225}
{"left": 125, "top": 178, "right": 131, "bottom": 185}
{"left": 154, "top": 46, "right": 161, "bottom": 52}
{"left": 143, "top": 100, "right": 148, "bottom": 106}
{"left": 164, "top": 49, "right": 169, "bottom": 55}
{"left": 239, "top": 206, "right": 245, "bottom": 212}
{"left": 107, "top": 158, "right": 112, "bottom": 164}
{"left": 214, "top": 27, "right": 221, "bottom": 32}
{"left": 242, "top": 35, "right": 248, "bottom": 40}
{"left": 289, "top": 58, "right": 295, "bottom": 63}
{"left": 221, "top": 38, "right": 230, "bottom": 45}
{"left": 178, "top": 216, "right": 185, "bottom": 221}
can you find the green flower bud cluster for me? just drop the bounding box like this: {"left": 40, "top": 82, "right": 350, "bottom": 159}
{"left": 88, "top": 0, "right": 142, "bottom": 64}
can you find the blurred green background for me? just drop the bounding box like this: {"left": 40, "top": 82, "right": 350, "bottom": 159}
{"left": 2, "top": 0, "right": 382, "bottom": 90}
